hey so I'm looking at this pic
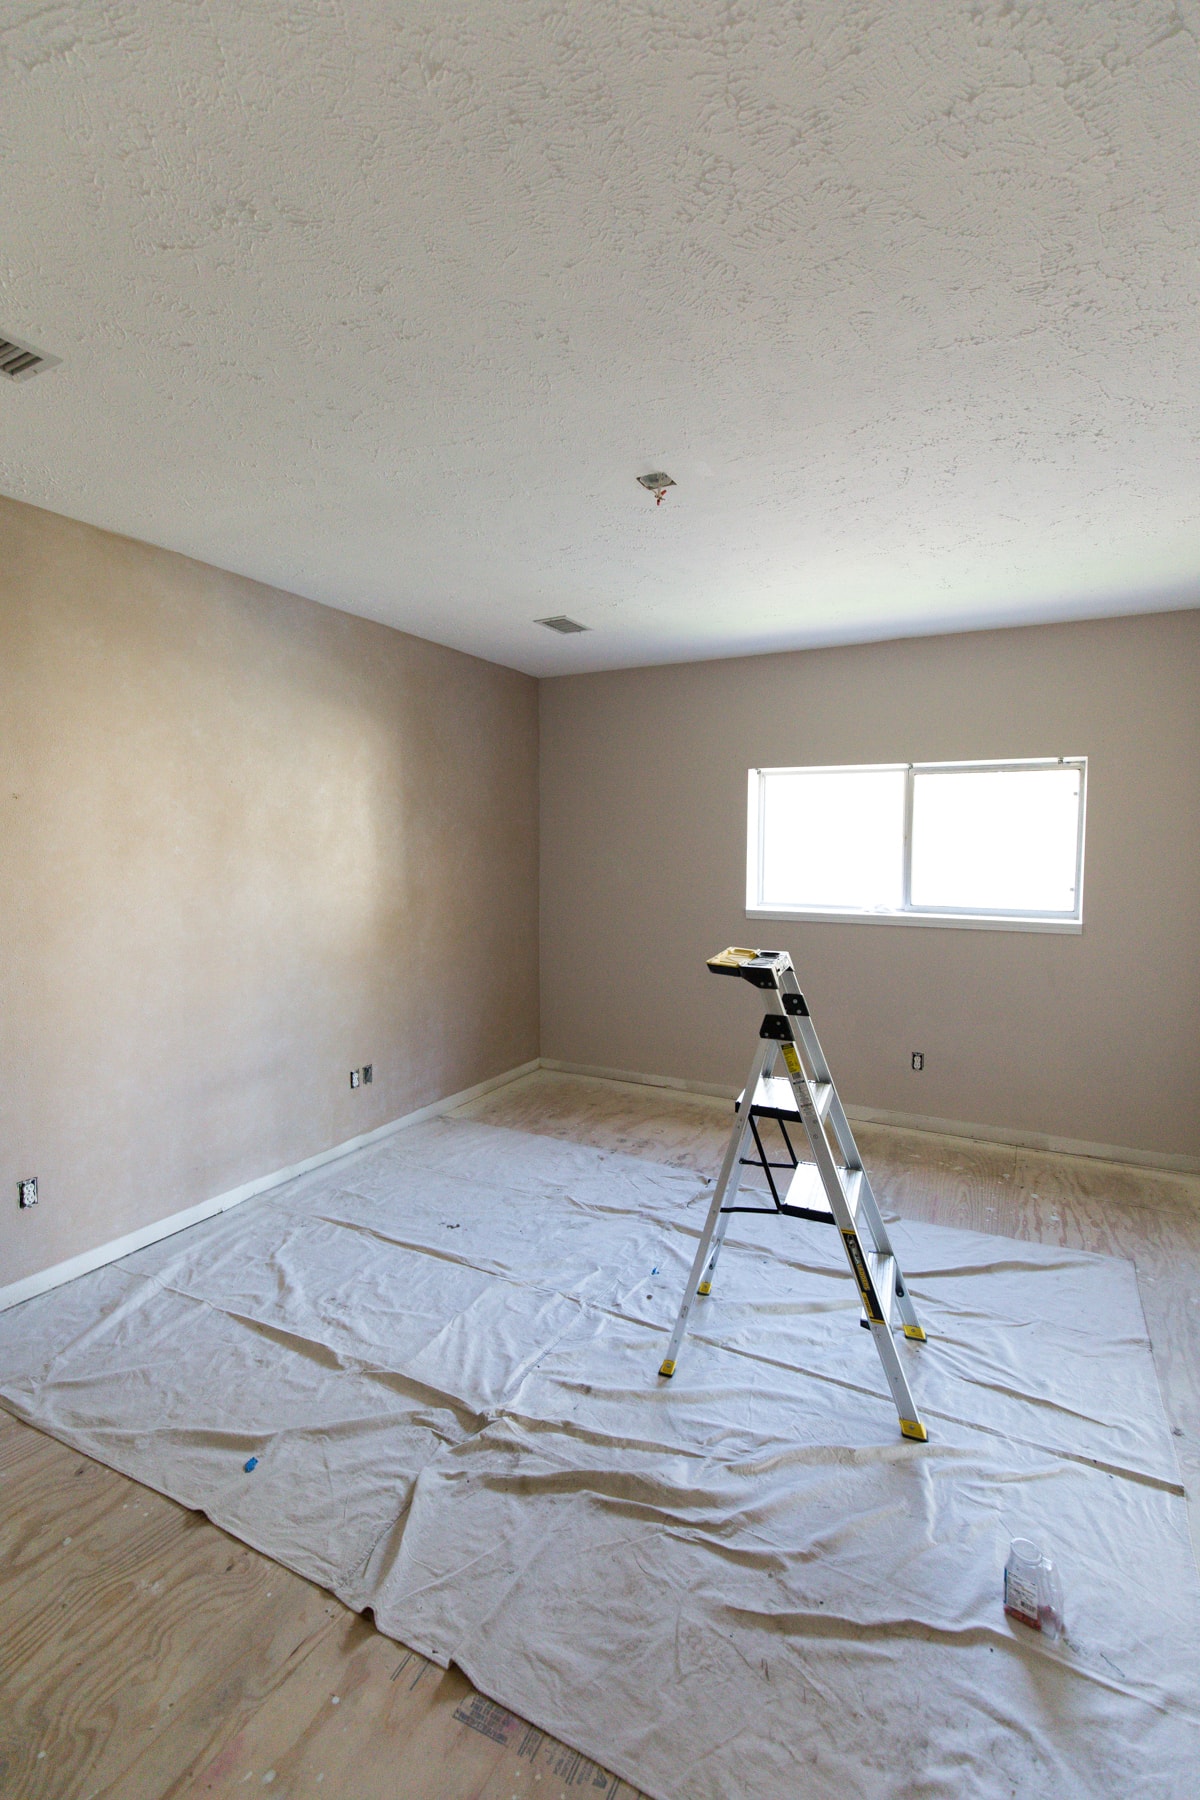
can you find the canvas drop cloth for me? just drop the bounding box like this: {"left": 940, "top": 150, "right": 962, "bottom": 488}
{"left": 1, "top": 1118, "right": 1197, "bottom": 1800}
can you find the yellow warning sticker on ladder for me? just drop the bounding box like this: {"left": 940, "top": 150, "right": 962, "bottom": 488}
{"left": 842, "top": 1230, "right": 885, "bottom": 1324}
{"left": 781, "top": 1043, "right": 802, "bottom": 1077}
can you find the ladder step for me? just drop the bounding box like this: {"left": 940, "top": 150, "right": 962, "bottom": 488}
{"left": 776, "top": 1161, "right": 835, "bottom": 1221}
{"left": 866, "top": 1250, "right": 896, "bottom": 1326}
{"left": 770, "top": 1163, "right": 863, "bottom": 1225}
{"left": 740, "top": 1074, "right": 834, "bottom": 1122}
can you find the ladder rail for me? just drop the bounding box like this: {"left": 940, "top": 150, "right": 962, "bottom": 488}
{"left": 780, "top": 992, "right": 926, "bottom": 1343}
{"left": 786, "top": 1008, "right": 926, "bottom": 1342}
{"left": 658, "top": 1038, "right": 769, "bottom": 1377}
{"left": 778, "top": 971, "right": 871, "bottom": 1179}
{"left": 769, "top": 999, "right": 928, "bottom": 1381}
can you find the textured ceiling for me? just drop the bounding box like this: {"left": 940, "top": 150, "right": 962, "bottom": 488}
{"left": 1, "top": 2, "right": 1198, "bottom": 676}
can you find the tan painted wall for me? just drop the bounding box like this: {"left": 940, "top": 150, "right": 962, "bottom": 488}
{"left": 1, "top": 496, "right": 539, "bottom": 1285}
{"left": 540, "top": 613, "right": 1200, "bottom": 1162}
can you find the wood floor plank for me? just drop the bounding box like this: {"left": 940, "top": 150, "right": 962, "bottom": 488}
{"left": 0, "top": 1477, "right": 339, "bottom": 1798}
{"left": 161, "top": 1628, "right": 638, "bottom": 1800}
{"left": 0, "top": 1428, "right": 151, "bottom": 1602}
{"left": 2, "top": 1069, "right": 1197, "bottom": 1797}
{"left": 0, "top": 1407, "right": 63, "bottom": 1476}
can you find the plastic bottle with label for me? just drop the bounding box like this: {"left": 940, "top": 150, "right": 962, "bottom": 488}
{"left": 1004, "top": 1538, "right": 1064, "bottom": 1640}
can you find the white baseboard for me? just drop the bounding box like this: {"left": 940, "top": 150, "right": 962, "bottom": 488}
{"left": 8, "top": 1050, "right": 1191, "bottom": 1318}
{"left": 538, "top": 1058, "right": 735, "bottom": 1104}
{"left": 840, "top": 1103, "right": 1200, "bottom": 1175}
{"left": 538, "top": 1060, "right": 1200, "bottom": 1176}
{"left": 0, "top": 1059, "right": 539, "bottom": 1315}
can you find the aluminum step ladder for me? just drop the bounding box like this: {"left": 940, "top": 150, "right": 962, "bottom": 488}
{"left": 659, "top": 946, "right": 929, "bottom": 1441}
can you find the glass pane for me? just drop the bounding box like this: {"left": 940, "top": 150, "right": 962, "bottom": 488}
{"left": 910, "top": 766, "right": 1081, "bottom": 914}
{"left": 760, "top": 767, "right": 906, "bottom": 910}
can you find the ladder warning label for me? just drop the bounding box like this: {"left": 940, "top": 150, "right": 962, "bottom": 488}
{"left": 842, "top": 1230, "right": 884, "bottom": 1323}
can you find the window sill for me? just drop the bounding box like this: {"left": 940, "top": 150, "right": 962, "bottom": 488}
{"left": 746, "top": 906, "right": 1082, "bottom": 935}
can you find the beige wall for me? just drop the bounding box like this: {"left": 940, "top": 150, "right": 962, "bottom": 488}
{"left": 1, "top": 497, "right": 539, "bottom": 1286}
{"left": 540, "top": 613, "right": 1200, "bottom": 1163}
{"left": 5, "top": 495, "right": 1196, "bottom": 1298}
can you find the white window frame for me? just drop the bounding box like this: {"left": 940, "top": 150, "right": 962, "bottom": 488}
{"left": 746, "top": 757, "right": 1087, "bottom": 934}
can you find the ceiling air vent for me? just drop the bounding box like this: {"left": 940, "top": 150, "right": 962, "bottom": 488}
{"left": 0, "top": 333, "right": 62, "bottom": 382}
{"left": 536, "top": 615, "right": 589, "bottom": 634}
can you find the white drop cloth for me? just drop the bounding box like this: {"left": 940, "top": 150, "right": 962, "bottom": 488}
{"left": 0, "top": 1119, "right": 1196, "bottom": 1800}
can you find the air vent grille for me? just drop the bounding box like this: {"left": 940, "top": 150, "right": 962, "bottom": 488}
{"left": 536, "top": 615, "right": 589, "bottom": 634}
{"left": 0, "top": 334, "right": 61, "bottom": 382}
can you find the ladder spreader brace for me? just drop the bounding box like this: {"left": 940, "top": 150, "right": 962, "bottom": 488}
{"left": 659, "top": 947, "right": 929, "bottom": 1442}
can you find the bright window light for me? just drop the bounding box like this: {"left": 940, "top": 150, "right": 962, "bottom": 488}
{"left": 910, "top": 766, "right": 1082, "bottom": 915}
{"left": 747, "top": 759, "right": 1086, "bottom": 932}
{"left": 760, "top": 767, "right": 906, "bottom": 911}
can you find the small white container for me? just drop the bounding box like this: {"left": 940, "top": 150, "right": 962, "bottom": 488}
{"left": 1004, "top": 1538, "right": 1064, "bottom": 1639}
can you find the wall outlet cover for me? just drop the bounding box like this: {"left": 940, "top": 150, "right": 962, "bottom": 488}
{"left": 911, "top": 1052, "right": 925, "bottom": 1072}
{"left": 362, "top": 1064, "right": 373, "bottom": 1084}
{"left": 18, "top": 1177, "right": 38, "bottom": 1208}
{"left": 349, "top": 1069, "right": 360, "bottom": 1089}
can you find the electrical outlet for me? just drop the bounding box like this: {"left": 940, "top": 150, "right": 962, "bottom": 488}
{"left": 18, "top": 1177, "right": 38, "bottom": 1209}
{"left": 349, "top": 1069, "right": 360, "bottom": 1090}
{"left": 911, "top": 1052, "right": 924, "bottom": 1072}
{"left": 362, "top": 1064, "right": 373, "bottom": 1084}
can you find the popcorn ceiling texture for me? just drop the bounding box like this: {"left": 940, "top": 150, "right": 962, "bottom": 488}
{"left": 1, "top": 1, "right": 1198, "bottom": 674}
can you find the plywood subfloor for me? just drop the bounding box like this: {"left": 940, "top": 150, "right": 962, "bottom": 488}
{"left": 2, "top": 1068, "right": 1198, "bottom": 1798}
